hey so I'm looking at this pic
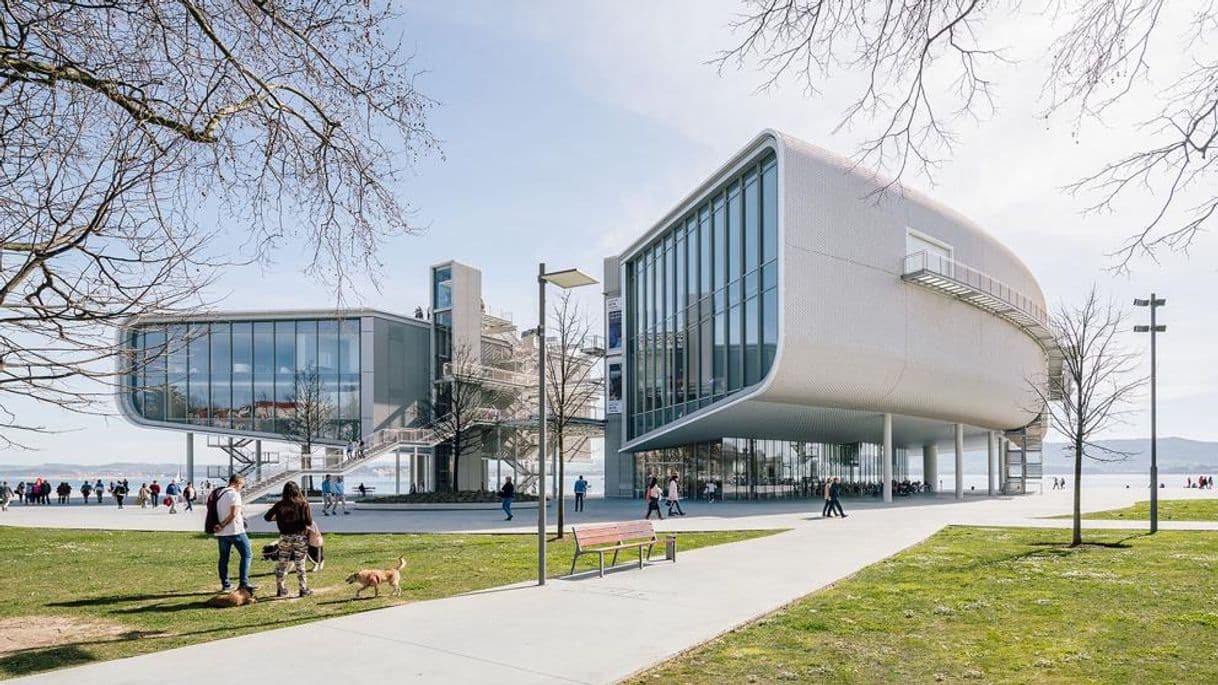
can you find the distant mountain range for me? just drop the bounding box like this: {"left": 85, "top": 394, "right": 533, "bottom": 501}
{"left": 1041, "top": 437, "right": 1218, "bottom": 474}
{"left": 0, "top": 462, "right": 184, "bottom": 481}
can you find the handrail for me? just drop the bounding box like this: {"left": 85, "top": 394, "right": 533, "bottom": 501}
{"left": 902, "top": 251, "right": 1048, "bottom": 327}
{"left": 441, "top": 361, "right": 531, "bottom": 386}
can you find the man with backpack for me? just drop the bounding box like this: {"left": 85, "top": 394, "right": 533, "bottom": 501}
{"left": 206, "top": 474, "right": 256, "bottom": 594}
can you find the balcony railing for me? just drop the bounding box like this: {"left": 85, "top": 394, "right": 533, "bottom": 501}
{"left": 902, "top": 251, "right": 1048, "bottom": 326}
{"left": 902, "top": 251, "right": 1062, "bottom": 400}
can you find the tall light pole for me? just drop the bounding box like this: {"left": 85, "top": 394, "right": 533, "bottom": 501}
{"left": 536, "top": 263, "right": 598, "bottom": 585}
{"left": 1134, "top": 294, "right": 1166, "bottom": 534}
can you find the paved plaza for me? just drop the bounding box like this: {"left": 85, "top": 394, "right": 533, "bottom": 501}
{"left": 4, "top": 487, "right": 1216, "bottom": 684}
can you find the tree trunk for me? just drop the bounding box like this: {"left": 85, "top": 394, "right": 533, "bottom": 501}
{"left": 556, "top": 429, "right": 566, "bottom": 539}
{"left": 452, "top": 437, "right": 461, "bottom": 493}
{"left": 1072, "top": 435, "right": 1083, "bottom": 547}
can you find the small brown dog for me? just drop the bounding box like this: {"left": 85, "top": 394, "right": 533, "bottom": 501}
{"left": 346, "top": 556, "right": 406, "bottom": 598}
{"left": 204, "top": 587, "right": 257, "bottom": 608}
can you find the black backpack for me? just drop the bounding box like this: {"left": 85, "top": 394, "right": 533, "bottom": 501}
{"left": 204, "top": 487, "right": 229, "bottom": 534}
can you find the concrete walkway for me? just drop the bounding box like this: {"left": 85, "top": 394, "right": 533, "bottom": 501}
{"left": 7, "top": 487, "right": 1218, "bottom": 684}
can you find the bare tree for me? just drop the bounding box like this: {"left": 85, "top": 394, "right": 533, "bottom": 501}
{"left": 1, "top": 2, "right": 437, "bottom": 444}
{"left": 1030, "top": 286, "right": 1144, "bottom": 546}
{"left": 545, "top": 291, "right": 602, "bottom": 538}
{"left": 716, "top": 1, "right": 1218, "bottom": 268}
{"left": 428, "top": 345, "right": 495, "bottom": 493}
{"left": 281, "top": 365, "right": 335, "bottom": 472}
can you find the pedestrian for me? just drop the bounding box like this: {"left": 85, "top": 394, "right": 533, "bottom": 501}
{"left": 830, "top": 477, "right": 847, "bottom": 518}
{"left": 56, "top": 481, "right": 70, "bottom": 504}
{"left": 80, "top": 481, "right": 92, "bottom": 504}
{"left": 149, "top": 480, "right": 161, "bottom": 504}
{"left": 94, "top": 479, "right": 105, "bottom": 503}
{"left": 666, "top": 475, "right": 686, "bottom": 516}
{"left": 208, "top": 474, "right": 256, "bottom": 594}
{"left": 358, "top": 482, "right": 367, "bottom": 498}
{"left": 334, "top": 476, "right": 348, "bottom": 515}
{"left": 113, "top": 480, "right": 127, "bottom": 509}
{"left": 357, "top": 439, "right": 366, "bottom": 459}
{"left": 1, "top": 481, "right": 13, "bottom": 512}
{"left": 137, "top": 483, "right": 151, "bottom": 508}
{"left": 573, "top": 475, "right": 587, "bottom": 512}
{"left": 644, "top": 477, "right": 663, "bottom": 520}
{"left": 320, "top": 474, "right": 333, "bottom": 516}
{"left": 499, "top": 476, "right": 515, "bottom": 521}
{"left": 183, "top": 481, "right": 196, "bottom": 511}
{"left": 822, "top": 479, "right": 834, "bottom": 517}
{"left": 15, "top": 482, "right": 26, "bottom": 505}
{"left": 262, "top": 481, "right": 314, "bottom": 598}
{"left": 165, "top": 480, "right": 180, "bottom": 514}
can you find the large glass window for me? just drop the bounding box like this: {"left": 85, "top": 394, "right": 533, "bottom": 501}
{"left": 127, "top": 317, "right": 360, "bottom": 442}
{"left": 624, "top": 149, "right": 778, "bottom": 439}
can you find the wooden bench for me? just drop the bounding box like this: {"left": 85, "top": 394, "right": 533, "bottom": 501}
{"left": 569, "top": 520, "right": 676, "bottom": 577}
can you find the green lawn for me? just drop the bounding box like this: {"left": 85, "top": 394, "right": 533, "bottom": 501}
{"left": 1059, "top": 498, "right": 1218, "bottom": 521}
{"left": 634, "top": 526, "right": 1218, "bottom": 684}
{"left": 0, "top": 527, "right": 774, "bottom": 679}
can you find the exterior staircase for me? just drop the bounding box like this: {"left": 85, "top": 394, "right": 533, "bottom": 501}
{"left": 1003, "top": 414, "right": 1046, "bottom": 495}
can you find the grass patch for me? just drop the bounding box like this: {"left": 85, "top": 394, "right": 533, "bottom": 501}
{"left": 1054, "top": 498, "right": 1218, "bottom": 521}
{"left": 0, "top": 527, "right": 774, "bottom": 679}
{"left": 632, "top": 526, "right": 1218, "bottom": 684}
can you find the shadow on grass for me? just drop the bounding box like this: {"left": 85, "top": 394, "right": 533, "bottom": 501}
{"left": 967, "top": 533, "right": 1147, "bottom": 569}
{"left": 47, "top": 591, "right": 213, "bottom": 608}
{"left": 0, "top": 615, "right": 326, "bottom": 677}
{"left": 0, "top": 644, "right": 97, "bottom": 678}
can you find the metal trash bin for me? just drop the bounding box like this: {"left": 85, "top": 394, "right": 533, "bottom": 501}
{"left": 664, "top": 535, "right": 677, "bottom": 562}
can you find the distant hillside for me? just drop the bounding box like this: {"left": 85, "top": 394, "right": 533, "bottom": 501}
{"left": 0, "top": 462, "right": 184, "bottom": 479}
{"left": 1041, "top": 437, "right": 1218, "bottom": 474}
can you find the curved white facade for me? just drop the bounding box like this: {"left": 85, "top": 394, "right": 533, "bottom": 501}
{"left": 616, "top": 130, "right": 1049, "bottom": 454}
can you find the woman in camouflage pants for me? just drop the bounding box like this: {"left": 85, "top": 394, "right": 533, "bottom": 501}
{"left": 263, "top": 481, "right": 314, "bottom": 598}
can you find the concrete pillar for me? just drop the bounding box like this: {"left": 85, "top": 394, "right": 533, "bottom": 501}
{"left": 227, "top": 437, "right": 234, "bottom": 478}
{"left": 999, "top": 439, "right": 1008, "bottom": 492}
{"left": 395, "top": 448, "right": 401, "bottom": 495}
{"left": 255, "top": 440, "right": 262, "bottom": 482}
{"left": 186, "top": 433, "right": 194, "bottom": 484}
{"left": 923, "top": 443, "right": 938, "bottom": 492}
{"left": 882, "top": 413, "right": 893, "bottom": 503}
{"left": 954, "top": 424, "right": 965, "bottom": 500}
{"left": 987, "top": 432, "right": 996, "bottom": 496}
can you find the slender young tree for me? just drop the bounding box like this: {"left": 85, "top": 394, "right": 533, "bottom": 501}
{"left": 717, "top": 1, "right": 1218, "bottom": 268}
{"left": 1030, "top": 286, "right": 1144, "bottom": 546}
{"left": 545, "top": 291, "right": 603, "bottom": 538}
{"left": 1, "top": 2, "right": 437, "bottom": 444}
{"left": 281, "top": 365, "right": 335, "bottom": 473}
{"left": 427, "top": 345, "right": 494, "bottom": 493}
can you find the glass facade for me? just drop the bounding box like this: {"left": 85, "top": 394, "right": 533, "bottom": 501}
{"left": 127, "top": 318, "right": 361, "bottom": 441}
{"left": 625, "top": 149, "right": 778, "bottom": 439}
{"left": 635, "top": 438, "right": 910, "bottom": 500}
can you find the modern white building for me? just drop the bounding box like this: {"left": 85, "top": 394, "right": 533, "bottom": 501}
{"left": 602, "top": 130, "right": 1059, "bottom": 502}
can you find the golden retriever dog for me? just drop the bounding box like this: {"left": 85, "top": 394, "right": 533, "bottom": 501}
{"left": 204, "top": 587, "right": 257, "bottom": 608}
{"left": 345, "top": 556, "right": 406, "bottom": 598}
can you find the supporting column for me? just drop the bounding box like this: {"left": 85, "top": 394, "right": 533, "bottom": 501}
{"left": 395, "top": 448, "right": 401, "bottom": 495}
{"left": 255, "top": 440, "right": 262, "bottom": 482}
{"left": 999, "top": 439, "right": 1008, "bottom": 493}
{"left": 923, "top": 443, "right": 938, "bottom": 493}
{"left": 186, "top": 433, "right": 194, "bottom": 484}
{"left": 227, "top": 437, "right": 234, "bottom": 478}
{"left": 882, "top": 413, "right": 893, "bottom": 503}
{"left": 954, "top": 424, "right": 965, "bottom": 500}
{"left": 987, "top": 432, "right": 996, "bottom": 496}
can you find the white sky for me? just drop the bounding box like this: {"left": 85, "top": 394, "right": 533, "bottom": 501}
{"left": 3, "top": 1, "right": 1214, "bottom": 467}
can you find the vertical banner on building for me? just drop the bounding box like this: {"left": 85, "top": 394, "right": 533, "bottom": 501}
{"left": 606, "top": 296, "right": 623, "bottom": 354}
{"left": 606, "top": 359, "right": 623, "bottom": 414}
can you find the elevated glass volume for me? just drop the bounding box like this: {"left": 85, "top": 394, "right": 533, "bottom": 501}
{"left": 126, "top": 318, "right": 361, "bottom": 441}
{"left": 625, "top": 149, "right": 779, "bottom": 439}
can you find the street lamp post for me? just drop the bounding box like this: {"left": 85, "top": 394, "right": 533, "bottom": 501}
{"left": 536, "top": 263, "right": 598, "bottom": 586}
{"left": 1134, "top": 293, "right": 1166, "bottom": 534}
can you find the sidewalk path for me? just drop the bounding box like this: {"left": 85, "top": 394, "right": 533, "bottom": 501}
{"left": 9, "top": 487, "right": 1218, "bottom": 684}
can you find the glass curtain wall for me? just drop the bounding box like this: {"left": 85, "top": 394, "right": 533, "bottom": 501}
{"left": 634, "top": 439, "right": 910, "bottom": 500}
{"left": 625, "top": 149, "right": 778, "bottom": 440}
{"left": 127, "top": 318, "right": 361, "bottom": 441}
